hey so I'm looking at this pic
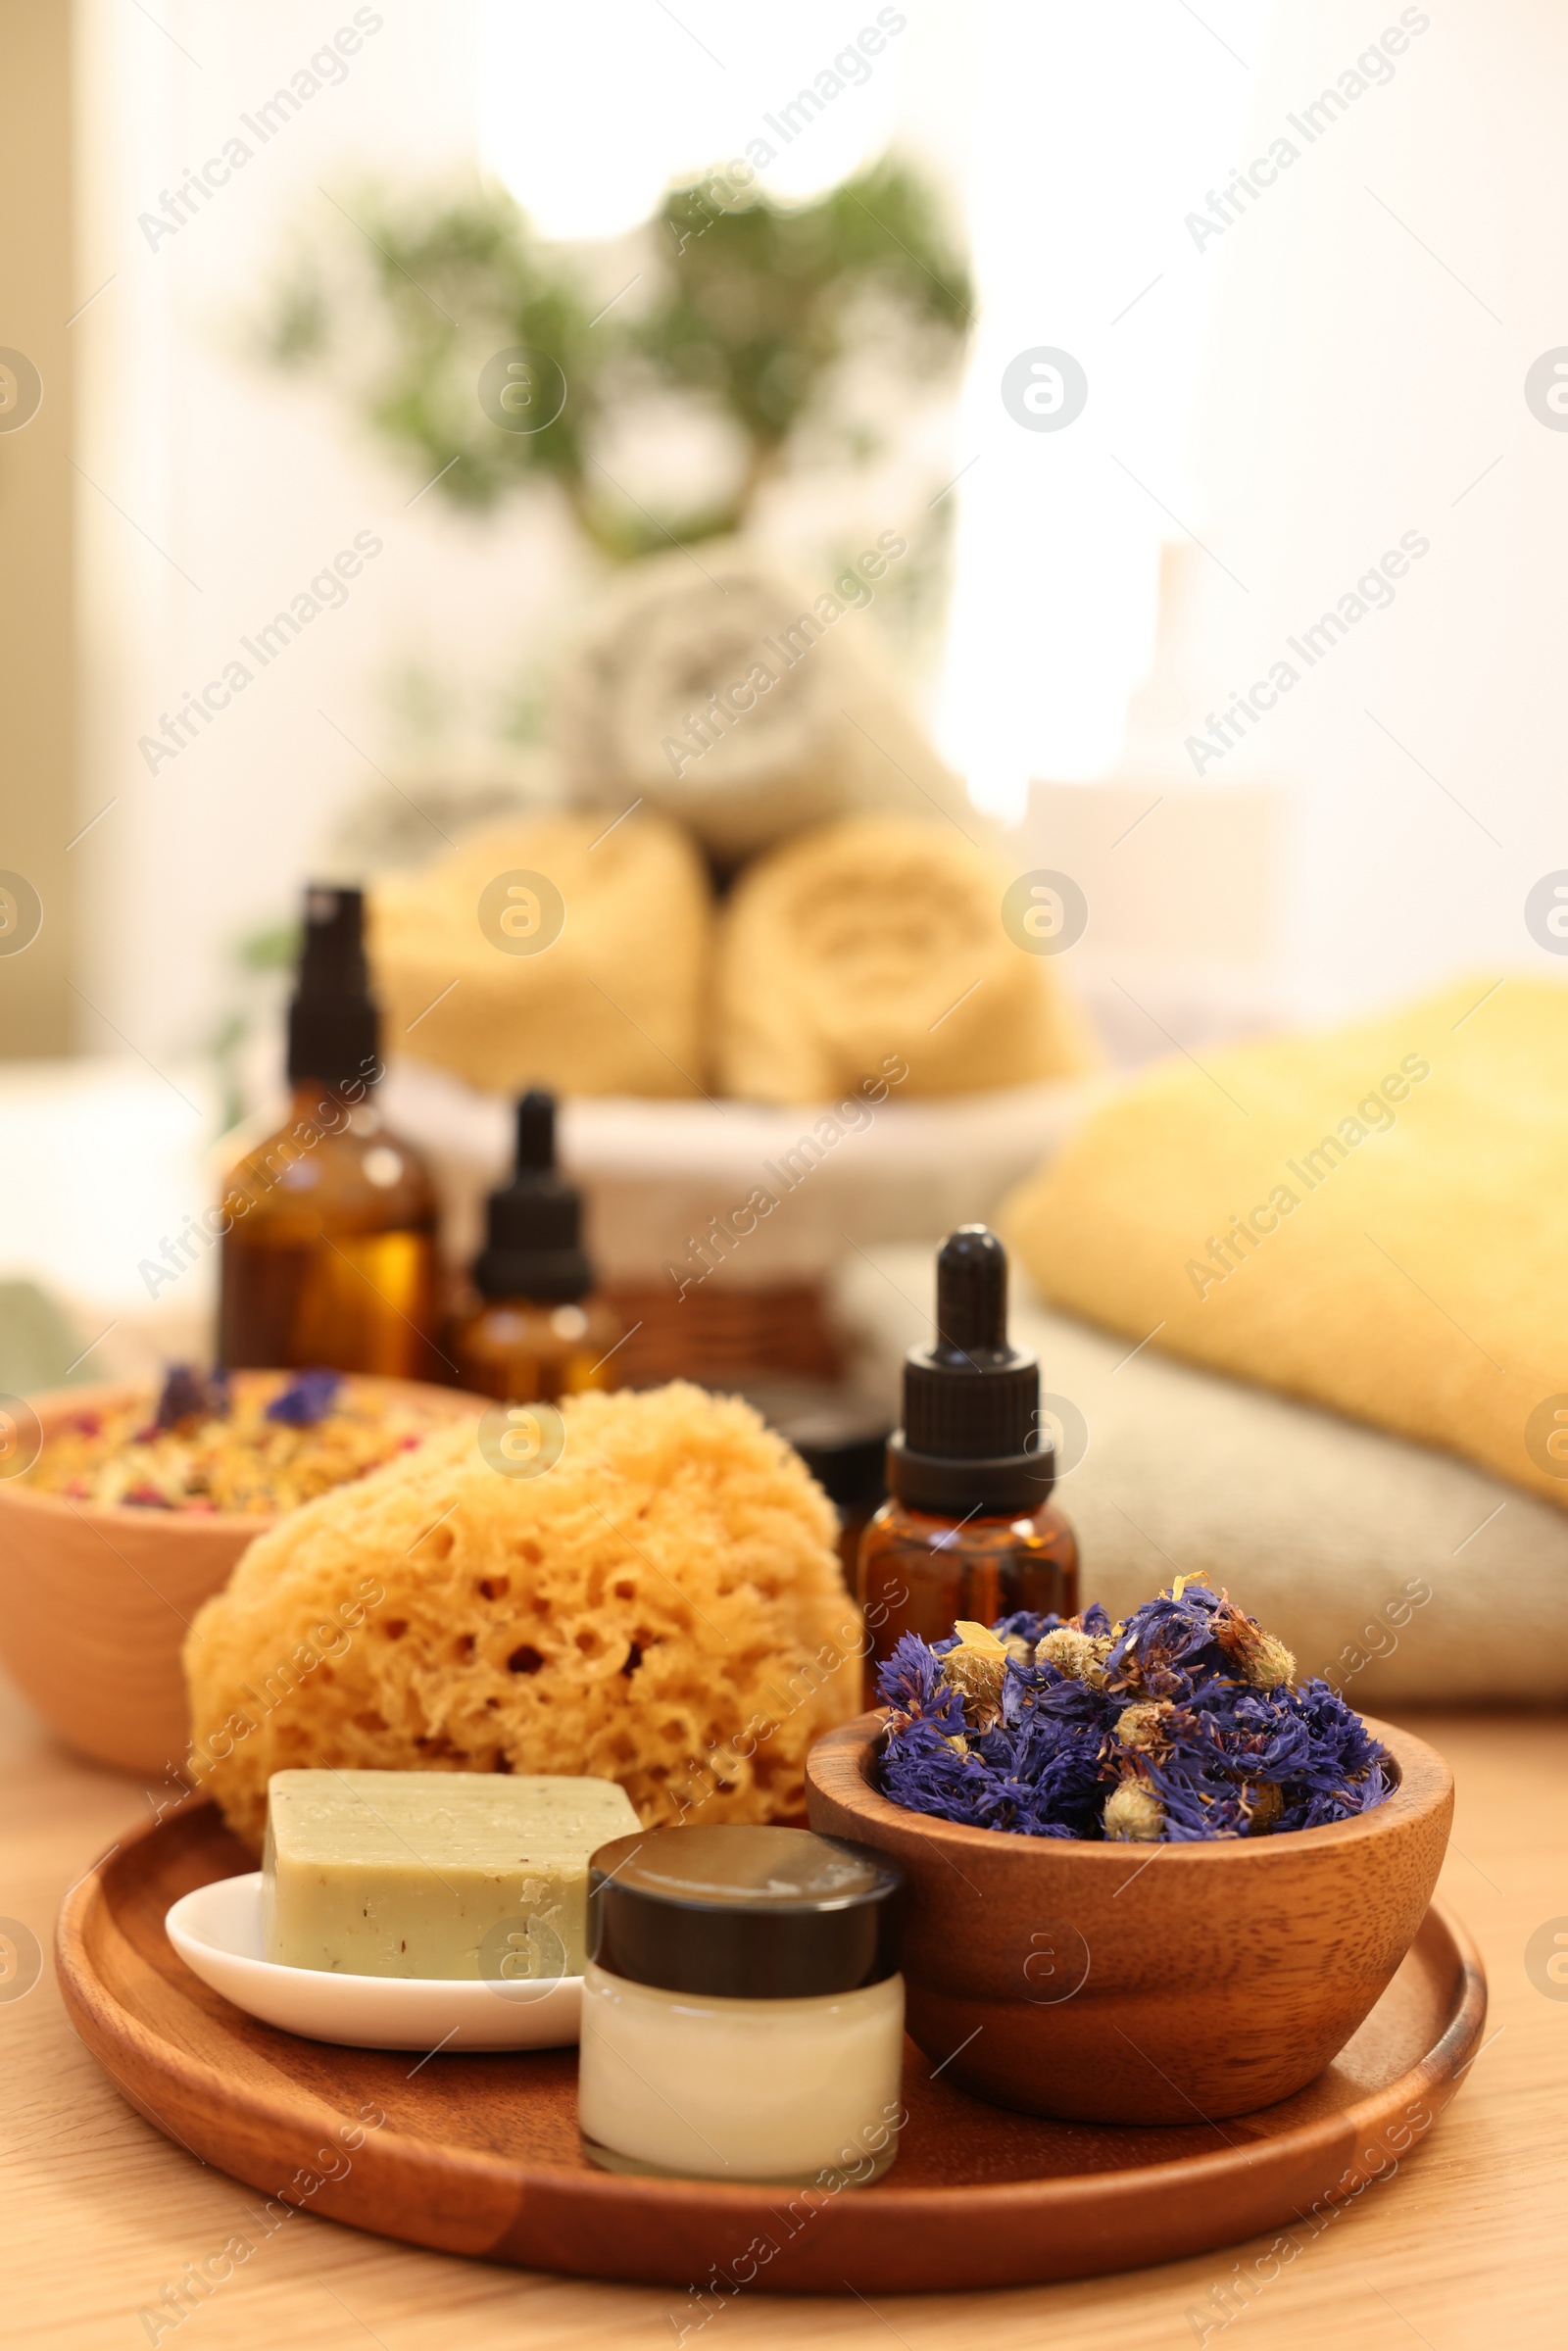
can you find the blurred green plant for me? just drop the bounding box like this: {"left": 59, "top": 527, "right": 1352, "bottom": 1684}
{"left": 259, "top": 158, "right": 971, "bottom": 560}
{"left": 206, "top": 920, "right": 296, "bottom": 1135}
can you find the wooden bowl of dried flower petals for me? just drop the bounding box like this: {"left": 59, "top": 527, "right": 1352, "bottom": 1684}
{"left": 0, "top": 1369, "right": 480, "bottom": 1775}
{"left": 807, "top": 1587, "right": 1454, "bottom": 2125}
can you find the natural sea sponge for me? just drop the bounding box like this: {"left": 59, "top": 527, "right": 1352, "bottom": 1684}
{"left": 369, "top": 810, "right": 711, "bottom": 1097}
{"left": 714, "top": 815, "right": 1098, "bottom": 1102}
{"left": 182, "top": 1382, "right": 860, "bottom": 1852}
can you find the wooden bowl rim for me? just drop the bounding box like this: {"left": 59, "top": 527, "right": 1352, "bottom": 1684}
{"left": 808, "top": 1707, "right": 1450, "bottom": 1865}
{"left": 0, "top": 1376, "right": 483, "bottom": 1537}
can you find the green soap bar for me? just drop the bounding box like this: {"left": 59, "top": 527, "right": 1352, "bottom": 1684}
{"left": 261, "top": 1769, "right": 641, "bottom": 1980}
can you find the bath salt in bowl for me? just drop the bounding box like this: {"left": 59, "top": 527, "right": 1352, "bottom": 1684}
{"left": 0, "top": 1371, "right": 481, "bottom": 1774}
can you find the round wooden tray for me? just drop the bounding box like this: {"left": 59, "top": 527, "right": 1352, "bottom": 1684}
{"left": 57, "top": 1800, "right": 1486, "bottom": 2295}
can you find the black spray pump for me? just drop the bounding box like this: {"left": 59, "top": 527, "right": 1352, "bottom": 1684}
{"left": 473, "top": 1090, "right": 593, "bottom": 1303}
{"left": 885, "top": 1225, "right": 1054, "bottom": 1516}
{"left": 286, "top": 884, "right": 379, "bottom": 1094}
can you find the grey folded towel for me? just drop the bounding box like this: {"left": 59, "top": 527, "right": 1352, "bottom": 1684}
{"left": 837, "top": 1246, "right": 1567, "bottom": 1705}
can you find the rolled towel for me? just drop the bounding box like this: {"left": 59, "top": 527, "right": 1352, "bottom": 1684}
{"left": 552, "top": 542, "right": 969, "bottom": 866}
{"left": 714, "top": 815, "right": 1098, "bottom": 1102}
{"left": 369, "top": 810, "right": 710, "bottom": 1098}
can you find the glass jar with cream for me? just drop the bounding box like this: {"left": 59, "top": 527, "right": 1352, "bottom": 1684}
{"left": 578, "top": 1826, "right": 906, "bottom": 2187}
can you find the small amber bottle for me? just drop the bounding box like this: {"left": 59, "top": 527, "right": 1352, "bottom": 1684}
{"left": 218, "top": 885, "right": 441, "bottom": 1379}
{"left": 858, "top": 1226, "right": 1078, "bottom": 1671}
{"left": 451, "top": 1090, "right": 623, "bottom": 1402}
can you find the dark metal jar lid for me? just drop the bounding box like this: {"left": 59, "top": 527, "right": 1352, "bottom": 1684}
{"left": 587, "top": 1826, "right": 904, "bottom": 2000}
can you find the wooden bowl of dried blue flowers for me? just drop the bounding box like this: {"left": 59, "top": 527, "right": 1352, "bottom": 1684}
{"left": 806, "top": 1577, "right": 1453, "bottom": 2125}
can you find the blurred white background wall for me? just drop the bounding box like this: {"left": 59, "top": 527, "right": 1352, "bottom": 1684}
{"left": 1175, "top": 0, "right": 1566, "bottom": 1023}
{"left": 74, "top": 0, "right": 493, "bottom": 1070}
{"left": 63, "top": 0, "right": 1568, "bottom": 1068}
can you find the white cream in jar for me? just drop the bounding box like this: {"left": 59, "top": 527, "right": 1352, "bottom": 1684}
{"left": 577, "top": 1825, "right": 906, "bottom": 2186}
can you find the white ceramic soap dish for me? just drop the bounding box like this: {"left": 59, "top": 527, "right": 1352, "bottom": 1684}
{"left": 165, "top": 1874, "right": 582, "bottom": 2052}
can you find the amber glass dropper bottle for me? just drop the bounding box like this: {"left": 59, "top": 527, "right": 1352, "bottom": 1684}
{"left": 450, "top": 1089, "right": 623, "bottom": 1402}
{"left": 217, "top": 884, "right": 441, "bottom": 1378}
{"left": 858, "top": 1224, "right": 1078, "bottom": 1671}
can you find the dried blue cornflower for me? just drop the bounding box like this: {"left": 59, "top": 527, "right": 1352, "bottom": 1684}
{"left": 265, "top": 1368, "right": 343, "bottom": 1428}
{"left": 879, "top": 1630, "right": 963, "bottom": 1728}
{"left": 154, "top": 1364, "right": 230, "bottom": 1429}
{"left": 876, "top": 1576, "right": 1389, "bottom": 1843}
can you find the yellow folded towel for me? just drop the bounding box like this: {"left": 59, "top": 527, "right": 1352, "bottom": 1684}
{"left": 1002, "top": 976, "right": 1568, "bottom": 1509}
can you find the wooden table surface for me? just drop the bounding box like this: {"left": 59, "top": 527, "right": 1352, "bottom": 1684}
{"left": 4, "top": 1674, "right": 1563, "bottom": 2351}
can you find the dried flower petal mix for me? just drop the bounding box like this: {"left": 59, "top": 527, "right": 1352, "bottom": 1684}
{"left": 876, "top": 1575, "right": 1391, "bottom": 1842}
{"left": 26, "top": 1366, "right": 440, "bottom": 1516}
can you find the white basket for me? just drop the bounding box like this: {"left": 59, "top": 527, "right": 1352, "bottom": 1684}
{"left": 380, "top": 1058, "right": 1097, "bottom": 1290}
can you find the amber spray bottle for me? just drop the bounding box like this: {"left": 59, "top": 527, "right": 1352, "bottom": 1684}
{"left": 450, "top": 1090, "right": 623, "bottom": 1402}
{"left": 218, "top": 885, "right": 441, "bottom": 1378}
{"left": 857, "top": 1224, "right": 1078, "bottom": 1670}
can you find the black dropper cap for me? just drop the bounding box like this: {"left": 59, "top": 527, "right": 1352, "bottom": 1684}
{"left": 885, "top": 1225, "right": 1054, "bottom": 1516}
{"left": 473, "top": 1090, "right": 592, "bottom": 1303}
{"left": 285, "top": 884, "right": 379, "bottom": 1095}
